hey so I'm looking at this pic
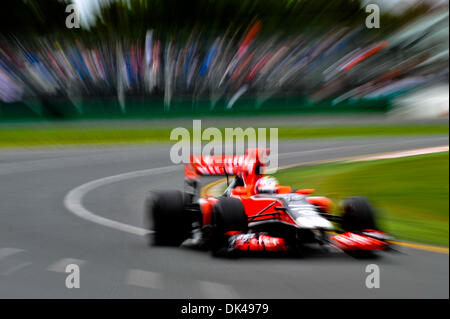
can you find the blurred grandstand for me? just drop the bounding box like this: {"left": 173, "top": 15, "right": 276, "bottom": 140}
{"left": 0, "top": 0, "right": 448, "bottom": 119}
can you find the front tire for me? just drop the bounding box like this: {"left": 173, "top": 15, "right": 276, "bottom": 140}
{"left": 340, "top": 196, "right": 377, "bottom": 232}
{"left": 145, "top": 190, "right": 191, "bottom": 246}
{"left": 210, "top": 197, "right": 248, "bottom": 255}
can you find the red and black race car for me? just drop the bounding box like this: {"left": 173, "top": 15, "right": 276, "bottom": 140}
{"left": 145, "top": 148, "right": 393, "bottom": 256}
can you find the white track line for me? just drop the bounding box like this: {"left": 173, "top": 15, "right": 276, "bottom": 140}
{"left": 125, "top": 269, "right": 165, "bottom": 289}
{"left": 47, "top": 258, "right": 86, "bottom": 273}
{"left": 198, "top": 280, "right": 239, "bottom": 299}
{"left": 64, "top": 165, "right": 181, "bottom": 236}
{"left": 350, "top": 145, "right": 449, "bottom": 162}
{"left": 2, "top": 262, "right": 32, "bottom": 276}
{"left": 0, "top": 248, "right": 24, "bottom": 261}
{"left": 278, "top": 137, "right": 449, "bottom": 159}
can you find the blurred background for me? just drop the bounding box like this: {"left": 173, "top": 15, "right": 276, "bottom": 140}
{"left": 0, "top": 0, "right": 448, "bottom": 120}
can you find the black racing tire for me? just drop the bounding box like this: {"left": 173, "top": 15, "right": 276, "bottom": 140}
{"left": 210, "top": 197, "right": 248, "bottom": 255}
{"left": 340, "top": 196, "right": 377, "bottom": 232}
{"left": 145, "top": 190, "right": 191, "bottom": 246}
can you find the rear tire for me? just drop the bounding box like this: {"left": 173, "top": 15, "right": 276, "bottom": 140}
{"left": 340, "top": 196, "right": 377, "bottom": 232}
{"left": 145, "top": 190, "right": 191, "bottom": 246}
{"left": 210, "top": 197, "right": 248, "bottom": 255}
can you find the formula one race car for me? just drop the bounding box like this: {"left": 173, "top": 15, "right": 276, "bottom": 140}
{"left": 144, "top": 149, "right": 393, "bottom": 256}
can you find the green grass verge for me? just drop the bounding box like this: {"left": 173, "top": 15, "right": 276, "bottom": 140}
{"left": 274, "top": 152, "right": 449, "bottom": 246}
{"left": 0, "top": 124, "right": 448, "bottom": 147}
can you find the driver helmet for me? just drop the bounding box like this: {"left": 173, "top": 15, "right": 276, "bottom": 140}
{"left": 255, "top": 176, "right": 279, "bottom": 194}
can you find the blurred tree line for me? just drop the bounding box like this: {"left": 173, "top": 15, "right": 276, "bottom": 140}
{"left": 0, "top": 0, "right": 432, "bottom": 39}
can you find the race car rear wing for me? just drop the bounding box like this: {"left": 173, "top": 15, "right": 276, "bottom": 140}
{"left": 186, "top": 148, "right": 269, "bottom": 177}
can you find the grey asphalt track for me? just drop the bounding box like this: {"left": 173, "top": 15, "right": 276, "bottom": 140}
{"left": 0, "top": 135, "right": 448, "bottom": 298}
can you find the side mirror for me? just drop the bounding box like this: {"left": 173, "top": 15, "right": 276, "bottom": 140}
{"left": 232, "top": 186, "right": 247, "bottom": 196}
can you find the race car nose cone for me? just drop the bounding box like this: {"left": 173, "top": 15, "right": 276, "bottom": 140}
{"left": 295, "top": 216, "right": 333, "bottom": 230}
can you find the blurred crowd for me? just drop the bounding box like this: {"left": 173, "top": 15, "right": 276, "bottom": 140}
{"left": 0, "top": 10, "right": 448, "bottom": 108}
